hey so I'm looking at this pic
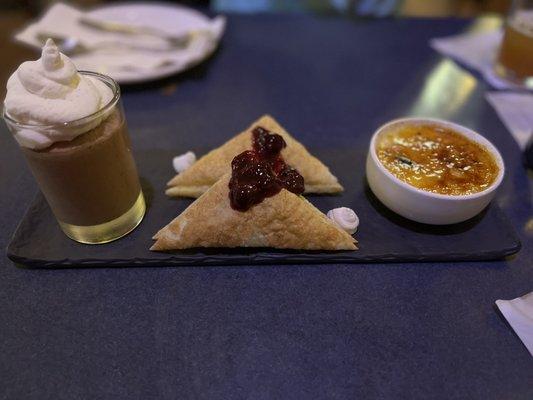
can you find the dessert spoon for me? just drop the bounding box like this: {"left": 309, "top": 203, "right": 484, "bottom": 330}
{"left": 36, "top": 30, "right": 198, "bottom": 56}
{"left": 78, "top": 17, "right": 197, "bottom": 48}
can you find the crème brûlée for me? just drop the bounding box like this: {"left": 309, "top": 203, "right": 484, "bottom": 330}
{"left": 375, "top": 122, "right": 500, "bottom": 196}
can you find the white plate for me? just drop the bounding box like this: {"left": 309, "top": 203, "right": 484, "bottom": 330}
{"left": 85, "top": 2, "right": 223, "bottom": 84}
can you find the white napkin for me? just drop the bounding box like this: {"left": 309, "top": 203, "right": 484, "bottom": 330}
{"left": 430, "top": 29, "right": 526, "bottom": 90}
{"left": 486, "top": 92, "right": 533, "bottom": 150}
{"left": 496, "top": 292, "right": 533, "bottom": 356}
{"left": 15, "top": 3, "right": 225, "bottom": 78}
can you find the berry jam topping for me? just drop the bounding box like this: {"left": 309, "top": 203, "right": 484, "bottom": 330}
{"left": 229, "top": 126, "right": 305, "bottom": 211}
{"left": 253, "top": 126, "right": 286, "bottom": 159}
{"left": 277, "top": 165, "right": 305, "bottom": 193}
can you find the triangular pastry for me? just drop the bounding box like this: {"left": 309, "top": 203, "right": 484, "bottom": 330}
{"left": 152, "top": 175, "right": 356, "bottom": 251}
{"left": 166, "top": 115, "right": 343, "bottom": 198}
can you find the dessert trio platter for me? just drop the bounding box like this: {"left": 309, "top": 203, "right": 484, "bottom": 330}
{"left": 3, "top": 40, "right": 521, "bottom": 267}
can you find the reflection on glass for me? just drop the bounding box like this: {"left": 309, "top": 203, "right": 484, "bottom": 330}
{"left": 408, "top": 17, "right": 504, "bottom": 119}
{"left": 467, "top": 16, "right": 502, "bottom": 33}
{"left": 525, "top": 217, "right": 533, "bottom": 234}
{"left": 408, "top": 60, "right": 477, "bottom": 118}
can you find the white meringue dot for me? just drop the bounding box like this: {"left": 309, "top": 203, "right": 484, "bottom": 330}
{"left": 327, "top": 207, "right": 359, "bottom": 235}
{"left": 173, "top": 151, "right": 196, "bottom": 173}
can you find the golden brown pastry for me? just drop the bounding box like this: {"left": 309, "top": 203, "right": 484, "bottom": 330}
{"left": 166, "top": 115, "right": 343, "bottom": 198}
{"left": 152, "top": 174, "right": 357, "bottom": 251}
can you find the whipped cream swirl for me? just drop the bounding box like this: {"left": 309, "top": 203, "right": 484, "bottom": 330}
{"left": 327, "top": 207, "right": 359, "bottom": 234}
{"left": 4, "top": 39, "right": 113, "bottom": 149}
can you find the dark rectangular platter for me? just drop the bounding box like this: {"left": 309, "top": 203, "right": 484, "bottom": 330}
{"left": 7, "top": 148, "right": 521, "bottom": 268}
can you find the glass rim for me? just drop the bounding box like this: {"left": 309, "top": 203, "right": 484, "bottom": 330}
{"left": 2, "top": 71, "right": 120, "bottom": 130}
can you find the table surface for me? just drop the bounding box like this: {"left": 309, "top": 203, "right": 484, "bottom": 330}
{"left": 1, "top": 13, "right": 532, "bottom": 400}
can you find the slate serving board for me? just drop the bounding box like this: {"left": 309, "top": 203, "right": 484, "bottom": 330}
{"left": 7, "top": 148, "right": 521, "bottom": 268}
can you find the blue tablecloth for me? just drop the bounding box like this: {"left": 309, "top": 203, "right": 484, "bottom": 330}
{"left": 1, "top": 14, "right": 532, "bottom": 400}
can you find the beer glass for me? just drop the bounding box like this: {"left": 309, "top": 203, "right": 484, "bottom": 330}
{"left": 495, "top": 0, "right": 533, "bottom": 87}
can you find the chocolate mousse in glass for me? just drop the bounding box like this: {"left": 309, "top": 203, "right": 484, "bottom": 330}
{"left": 3, "top": 39, "right": 145, "bottom": 244}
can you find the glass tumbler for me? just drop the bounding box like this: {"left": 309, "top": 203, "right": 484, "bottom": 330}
{"left": 495, "top": 0, "right": 533, "bottom": 88}
{"left": 3, "top": 72, "right": 145, "bottom": 244}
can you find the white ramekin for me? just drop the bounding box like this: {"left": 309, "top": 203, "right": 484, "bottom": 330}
{"left": 366, "top": 117, "right": 505, "bottom": 225}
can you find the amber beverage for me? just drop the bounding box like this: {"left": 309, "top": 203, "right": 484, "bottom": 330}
{"left": 495, "top": 2, "right": 533, "bottom": 87}
{"left": 4, "top": 72, "right": 145, "bottom": 244}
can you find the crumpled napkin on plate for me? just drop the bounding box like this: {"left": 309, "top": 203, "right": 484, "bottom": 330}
{"left": 15, "top": 2, "right": 225, "bottom": 78}
{"left": 486, "top": 92, "right": 533, "bottom": 150}
{"left": 430, "top": 29, "right": 527, "bottom": 91}
{"left": 496, "top": 292, "right": 533, "bottom": 356}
